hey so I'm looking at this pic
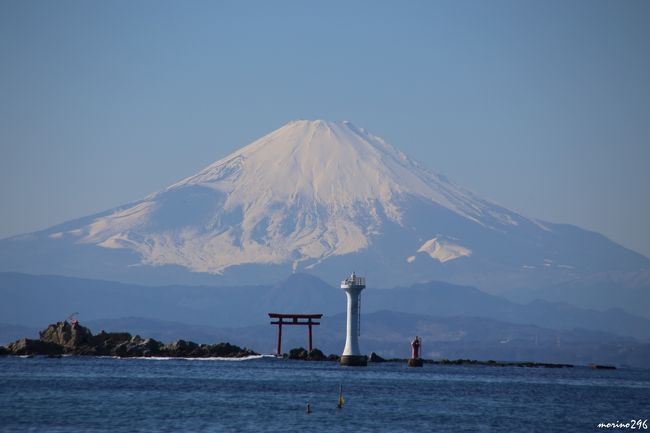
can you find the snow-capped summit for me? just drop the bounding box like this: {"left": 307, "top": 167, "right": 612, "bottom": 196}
{"left": 76, "top": 120, "right": 527, "bottom": 274}
{"left": 1, "top": 120, "right": 648, "bottom": 292}
{"left": 170, "top": 119, "right": 488, "bottom": 222}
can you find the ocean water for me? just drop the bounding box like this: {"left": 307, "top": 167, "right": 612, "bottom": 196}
{"left": 0, "top": 356, "right": 648, "bottom": 433}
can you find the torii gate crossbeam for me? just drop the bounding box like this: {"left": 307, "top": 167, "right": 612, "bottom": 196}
{"left": 268, "top": 313, "right": 323, "bottom": 355}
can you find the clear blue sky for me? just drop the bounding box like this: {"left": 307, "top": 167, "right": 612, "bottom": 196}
{"left": 1, "top": 0, "right": 649, "bottom": 257}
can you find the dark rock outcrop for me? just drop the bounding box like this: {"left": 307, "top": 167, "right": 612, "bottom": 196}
{"left": 156, "top": 340, "right": 253, "bottom": 358}
{"left": 307, "top": 348, "right": 326, "bottom": 361}
{"left": 40, "top": 321, "right": 93, "bottom": 349}
{"left": 6, "top": 321, "right": 257, "bottom": 358}
{"left": 92, "top": 331, "right": 133, "bottom": 355}
{"left": 164, "top": 339, "right": 198, "bottom": 356}
{"left": 0, "top": 346, "right": 10, "bottom": 356}
{"left": 8, "top": 338, "right": 64, "bottom": 356}
{"left": 200, "top": 342, "right": 254, "bottom": 358}
{"left": 430, "top": 358, "right": 574, "bottom": 368}
{"left": 588, "top": 363, "right": 616, "bottom": 370}
{"left": 288, "top": 347, "right": 309, "bottom": 360}
{"left": 368, "top": 352, "right": 386, "bottom": 363}
{"left": 287, "top": 347, "right": 329, "bottom": 361}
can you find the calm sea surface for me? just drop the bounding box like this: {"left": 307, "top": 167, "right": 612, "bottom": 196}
{"left": 0, "top": 356, "right": 648, "bottom": 432}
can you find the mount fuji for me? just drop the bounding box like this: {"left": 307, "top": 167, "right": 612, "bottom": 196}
{"left": 1, "top": 120, "right": 648, "bottom": 298}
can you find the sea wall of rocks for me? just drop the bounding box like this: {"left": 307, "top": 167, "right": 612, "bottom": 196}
{"left": 0, "top": 321, "right": 257, "bottom": 358}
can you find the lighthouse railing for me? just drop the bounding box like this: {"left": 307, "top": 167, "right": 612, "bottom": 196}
{"left": 341, "top": 276, "right": 365, "bottom": 286}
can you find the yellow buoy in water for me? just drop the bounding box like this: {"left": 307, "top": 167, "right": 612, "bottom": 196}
{"left": 337, "top": 385, "right": 345, "bottom": 409}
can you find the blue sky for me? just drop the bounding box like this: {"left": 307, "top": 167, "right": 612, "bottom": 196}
{"left": 1, "top": 0, "right": 649, "bottom": 257}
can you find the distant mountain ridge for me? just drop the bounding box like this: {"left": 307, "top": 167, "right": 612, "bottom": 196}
{"left": 1, "top": 120, "right": 648, "bottom": 306}
{"left": 506, "top": 270, "right": 650, "bottom": 319}
{"left": 1, "top": 272, "right": 648, "bottom": 341}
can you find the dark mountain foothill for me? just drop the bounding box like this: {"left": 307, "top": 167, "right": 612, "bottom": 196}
{"left": 0, "top": 321, "right": 257, "bottom": 358}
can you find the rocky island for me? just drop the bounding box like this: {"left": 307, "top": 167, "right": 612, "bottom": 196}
{"left": 0, "top": 321, "right": 257, "bottom": 358}
{"left": 0, "top": 322, "right": 614, "bottom": 370}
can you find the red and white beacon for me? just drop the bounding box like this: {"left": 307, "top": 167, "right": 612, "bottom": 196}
{"left": 408, "top": 336, "right": 423, "bottom": 367}
{"left": 411, "top": 336, "right": 421, "bottom": 359}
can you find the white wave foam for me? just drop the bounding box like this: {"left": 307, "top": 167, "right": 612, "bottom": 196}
{"left": 120, "top": 354, "right": 270, "bottom": 361}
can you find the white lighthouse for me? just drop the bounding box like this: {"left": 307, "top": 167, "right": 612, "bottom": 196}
{"left": 340, "top": 272, "right": 367, "bottom": 366}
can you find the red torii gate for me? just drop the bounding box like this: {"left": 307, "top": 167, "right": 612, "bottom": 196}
{"left": 268, "top": 313, "right": 322, "bottom": 355}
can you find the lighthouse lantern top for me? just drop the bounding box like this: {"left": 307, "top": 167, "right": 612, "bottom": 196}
{"left": 341, "top": 272, "right": 365, "bottom": 288}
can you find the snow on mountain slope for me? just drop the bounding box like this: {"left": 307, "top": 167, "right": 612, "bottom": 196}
{"left": 170, "top": 120, "right": 484, "bottom": 222}
{"left": 1, "top": 119, "right": 648, "bottom": 295}
{"left": 414, "top": 237, "right": 472, "bottom": 263}
{"left": 66, "top": 120, "right": 529, "bottom": 273}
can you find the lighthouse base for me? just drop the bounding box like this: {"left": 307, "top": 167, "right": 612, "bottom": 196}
{"left": 340, "top": 355, "right": 368, "bottom": 366}
{"left": 407, "top": 358, "right": 424, "bottom": 367}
